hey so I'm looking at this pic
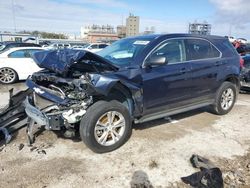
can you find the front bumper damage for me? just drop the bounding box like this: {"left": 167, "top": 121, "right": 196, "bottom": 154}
{"left": 23, "top": 77, "right": 93, "bottom": 144}
{"left": 0, "top": 49, "right": 144, "bottom": 145}
{"left": 24, "top": 98, "right": 48, "bottom": 126}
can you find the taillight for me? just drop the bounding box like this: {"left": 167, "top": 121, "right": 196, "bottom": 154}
{"left": 240, "top": 58, "right": 244, "bottom": 68}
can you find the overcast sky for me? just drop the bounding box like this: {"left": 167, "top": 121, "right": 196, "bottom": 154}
{"left": 0, "top": 0, "right": 250, "bottom": 39}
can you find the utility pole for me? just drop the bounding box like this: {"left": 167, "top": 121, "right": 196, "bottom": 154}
{"left": 11, "top": 0, "right": 17, "bottom": 33}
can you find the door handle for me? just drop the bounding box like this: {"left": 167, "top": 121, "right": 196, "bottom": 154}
{"left": 180, "top": 68, "right": 187, "bottom": 74}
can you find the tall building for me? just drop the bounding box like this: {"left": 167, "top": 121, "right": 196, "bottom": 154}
{"left": 188, "top": 21, "right": 211, "bottom": 35}
{"left": 126, "top": 13, "right": 139, "bottom": 37}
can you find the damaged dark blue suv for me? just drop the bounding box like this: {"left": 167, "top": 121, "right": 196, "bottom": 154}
{"left": 25, "top": 34, "right": 240, "bottom": 153}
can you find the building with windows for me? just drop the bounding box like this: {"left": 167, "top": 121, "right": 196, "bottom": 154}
{"left": 117, "top": 25, "right": 126, "bottom": 39}
{"left": 188, "top": 21, "right": 211, "bottom": 35}
{"left": 80, "top": 24, "right": 118, "bottom": 42}
{"left": 126, "top": 14, "right": 139, "bottom": 37}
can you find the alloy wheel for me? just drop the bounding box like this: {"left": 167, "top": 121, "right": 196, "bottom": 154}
{"left": 0, "top": 68, "right": 16, "bottom": 84}
{"left": 94, "top": 111, "right": 126, "bottom": 146}
{"left": 220, "top": 88, "right": 234, "bottom": 110}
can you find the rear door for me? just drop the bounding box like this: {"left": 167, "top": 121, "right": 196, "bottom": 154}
{"left": 142, "top": 39, "right": 193, "bottom": 115}
{"left": 185, "top": 38, "right": 222, "bottom": 102}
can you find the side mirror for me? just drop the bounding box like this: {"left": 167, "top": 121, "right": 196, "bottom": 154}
{"left": 145, "top": 56, "right": 167, "bottom": 67}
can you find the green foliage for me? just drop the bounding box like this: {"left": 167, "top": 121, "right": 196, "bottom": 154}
{"left": 17, "top": 30, "right": 68, "bottom": 39}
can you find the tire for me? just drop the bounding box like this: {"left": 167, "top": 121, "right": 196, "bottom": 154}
{"left": 0, "top": 67, "right": 18, "bottom": 84}
{"left": 80, "top": 100, "right": 132, "bottom": 153}
{"left": 210, "top": 81, "right": 237, "bottom": 115}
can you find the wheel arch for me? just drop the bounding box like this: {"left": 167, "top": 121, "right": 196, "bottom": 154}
{"left": 103, "top": 82, "right": 135, "bottom": 117}
{"left": 224, "top": 74, "right": 240, "bottom": 91}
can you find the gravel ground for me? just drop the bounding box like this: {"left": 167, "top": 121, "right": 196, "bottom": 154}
{"left": 0, "top": 82, "right": 250, "bottom": 188}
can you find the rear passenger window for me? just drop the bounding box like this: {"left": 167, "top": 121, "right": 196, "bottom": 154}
{"left": 186, "top": 39, "right": 220, "bottom": 61}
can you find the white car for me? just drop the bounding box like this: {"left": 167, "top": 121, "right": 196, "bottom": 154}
{"left": 0, "top": 47, "right": 44, "bottom": 84}
{"left": 83, "top": 43, "right": 109, "bottom": 53}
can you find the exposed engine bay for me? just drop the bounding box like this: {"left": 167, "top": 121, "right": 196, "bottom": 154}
{"left": 29, "top": 71, "right": 95, "bottom": 125}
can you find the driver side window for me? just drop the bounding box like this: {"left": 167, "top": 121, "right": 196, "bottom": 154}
{"left": 148, "top": 39, "right": 186, "bottom": 64}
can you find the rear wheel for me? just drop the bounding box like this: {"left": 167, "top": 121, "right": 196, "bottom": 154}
{"left": 80, "top": 100, "right": 132, "bottom": 153}
{"left": 211, "top": 81, "right": 237, "bottom": 115}
{"left": 0, "top": 67, "right": 18, "bottom": 84}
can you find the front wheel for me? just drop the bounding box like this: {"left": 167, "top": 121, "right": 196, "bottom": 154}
{"left": 211, "top": 81, "right": 237, "bottom": 115}
{"left": 80, "top": 100, "right": 132, "bottom": 153}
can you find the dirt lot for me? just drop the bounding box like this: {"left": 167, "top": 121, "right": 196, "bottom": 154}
{"left": 0, "top": 82, "right": 250, "bottom": 188}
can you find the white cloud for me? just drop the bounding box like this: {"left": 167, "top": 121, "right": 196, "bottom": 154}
{"left": 0, "top": 0, "right": 128, "bottom": 34}
{"left": 209, "top": 0, "right": 250, "bottom": 39}
{"left": 209, "top": 0, "right": 250, "bottom": 25}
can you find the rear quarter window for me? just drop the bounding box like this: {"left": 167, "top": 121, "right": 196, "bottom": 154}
{"left": 8, "top": 50, "right": 26, "bottom": 58}
{"left": 219, "top": 39, "right": 238, "bottom": 57}
{"left": 185, "top": 39, "right": 221, "bottom": 61}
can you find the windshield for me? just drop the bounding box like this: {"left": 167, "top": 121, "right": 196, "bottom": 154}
{"left": 97, "top": 38, "right": 153, "bottom": 66}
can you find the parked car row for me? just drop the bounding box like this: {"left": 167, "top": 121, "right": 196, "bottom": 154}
{"left": 0, "top": 41, "right": 110, "bottom": 84}
{"left": 43, "top": 42, "right": 109, "bottom": 53}
{"left": 0, "top": 41, "right": 41, "bottom": 53}
{"left": 72, "top": 43, "right": 109, "bottom": 53}
{"left": 0, "top": 41, "right": 110, "bottom": 54}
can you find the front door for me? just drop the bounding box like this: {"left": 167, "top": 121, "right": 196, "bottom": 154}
{"left": 142, "top": 39, "right": 192, "bottom": 115}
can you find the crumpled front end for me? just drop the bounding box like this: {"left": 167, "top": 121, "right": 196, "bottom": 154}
{"left": 23, "top": 49, "right": 144, "bottom": 144}
{"left": 24, "top": 72, "right": 94, "bottom": 132}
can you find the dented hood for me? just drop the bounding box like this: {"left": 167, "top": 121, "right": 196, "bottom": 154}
{"left": 32, "top": 49, "right": 118, "bottom": 75}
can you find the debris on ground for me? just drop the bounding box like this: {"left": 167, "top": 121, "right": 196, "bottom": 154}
{"left": 0, "top": 127, "right": 12, "bottom": 144}
{"left": 18, "top": 143, "right": 24, "bottom": 151}
{"left": 130, "top": 170, "right": 153, "bottom": 188}
{"left": 218, "top": 150, "right": 250, "bottom": 187}
{"left": 181, "top": 154, "right": 223, "bottom": 188}
{"left": 148, "top": 160, "right": 158, "bottom": 169}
